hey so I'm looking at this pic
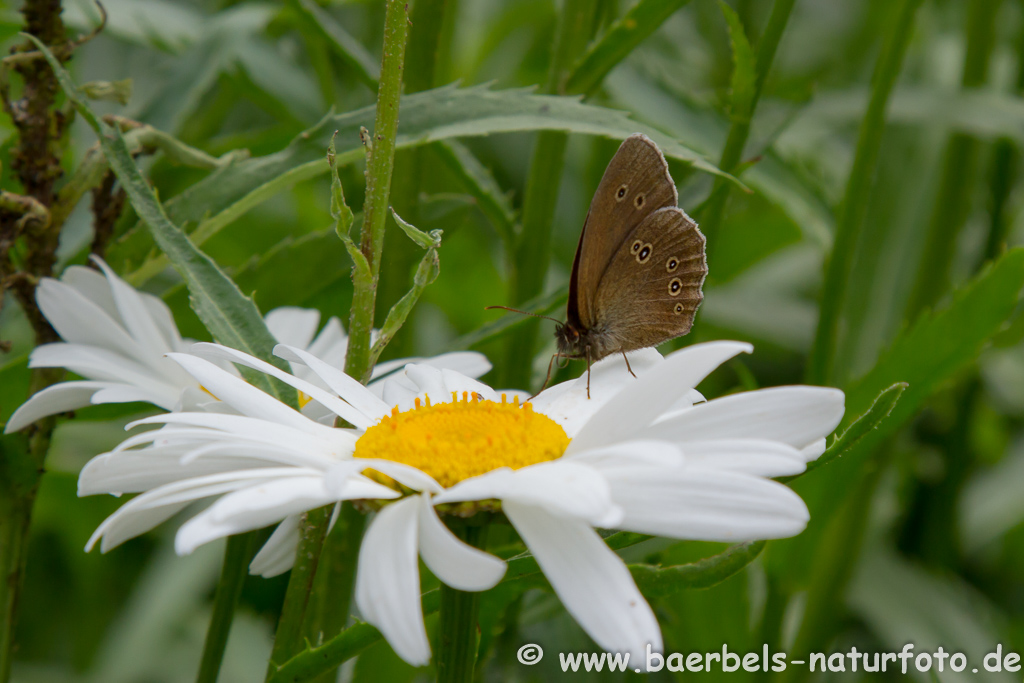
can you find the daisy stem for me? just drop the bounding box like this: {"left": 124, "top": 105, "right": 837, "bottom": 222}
{"left": 436, "top": 522, "right": 489, "bottom": 683}
{"left": 196, "top": 531, "right": 257, "bottom": 683}
{"left": 267, "top": 506, "right": 333, "bottom": 674}
{"left": 344, "top": 0, "right": 411, "bottom": 385}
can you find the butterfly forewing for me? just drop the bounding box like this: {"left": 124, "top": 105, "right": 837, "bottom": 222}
{"left": 590, "top": 207, "right": 707, "bottom": 352}
{"left": 570, "top": 134, "right": 678, "bottom": 330}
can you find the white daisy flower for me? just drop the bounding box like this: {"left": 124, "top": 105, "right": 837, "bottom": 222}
{"left": 4, "top": 258, "right": 490, "bottom": 431}
{"left": 78, "top": 340, "right": 844, "bottom": 665}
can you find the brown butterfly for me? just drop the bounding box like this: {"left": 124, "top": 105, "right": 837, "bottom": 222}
{"left": 493, "top": 134, "right": 707, "bottom": 397}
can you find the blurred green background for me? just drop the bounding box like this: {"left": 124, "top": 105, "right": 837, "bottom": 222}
{"left": 2, "top": 0, "right": 1024, "bottom": 680}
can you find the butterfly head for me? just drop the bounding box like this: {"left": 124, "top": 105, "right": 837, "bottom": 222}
{"left": 555, "top": 321, "right": 585, "bottom": 357}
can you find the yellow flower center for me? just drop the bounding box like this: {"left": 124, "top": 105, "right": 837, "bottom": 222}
{"left": 354, "top": 392, "right": 569, "bottom": 488}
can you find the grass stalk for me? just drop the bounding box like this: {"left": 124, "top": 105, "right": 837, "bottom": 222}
{"left": 503, "top": 0, "right": 600, "bottom": 390}
{"left": 807, "top": 0, "right": 923, "bottom": 386}
{"left": 267, "top": 2, "right": 409, "bottom": 675}
{"left": 905, "top": 0, "right": 1001, "bottom": 318}
{"left": 701, "top": 0, "right": 796, "bottom": 271}
{"left": 196, "top": 532, "right": 258, "bottom": 683}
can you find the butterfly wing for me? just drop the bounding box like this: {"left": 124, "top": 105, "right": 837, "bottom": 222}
{"left": 568, "top": 134, "right": 679, "bottom": 330}
{"left": 590, "top": 207, "right": 706, "bottom": 353}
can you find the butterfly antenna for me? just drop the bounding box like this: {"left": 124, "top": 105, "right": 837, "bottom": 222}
{"left": 485, "top": 305, "right": 562, "bottom": 324}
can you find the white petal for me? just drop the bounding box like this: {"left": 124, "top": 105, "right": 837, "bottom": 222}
{"left": 355, "top": 498, "right": 431, "bottom": 666}
{"left": 434, "top": 462, "right": 618, "bottom": 526}
{"left": 265, "top": 307, "right": 321, "bottom": 349}
{"left": 250, "top": 515, "right": 301, "bottom": 577}
{"left": 646, "top": 386, "right": 845, "bottom": 449}
{"left": 566, "top": 440, "right": 684, "bottom": 471}
{"left": 126, "top": 413, "right": 352, "bottom": 467}
{"left": 359, "top": 460, "right": 444, "bottom": 494}
{"left": 79, "top": 446, "right": 271, "bottom": 495}
{"left": 176, "top": 474, "right": 335, "bottom": 554}
{"left": 568, "top": 341, "right": 753, "bottom": 454}
{"left": 189, "top": 343, "right": 375, "bottom": 429}
{"left": 608, "top": 469, "right": 810, "bottom": 540}
{"left": 93, "top": 257, "right": 175, "bottom": 356}
{"left": 35, "top": 277, "right": 151, "bottom": 365}
{"left": 166, "top": 353, "right": 315, "bottom": 430}
{"left": 91, "top": 384, "right": 179, "bottom": 408}
{"left": 30, "top": 343, "right": 179, "bottom": 392}
{"left": 416, "top": 495, "right": 505, "bottom": 591}
{"left": 60, "top": 265, "right": 118, "bottom": 319}
{"left": 371, "top": 352, "right": 493, "bottom": 382}
{"left": 5, "top": 380, "right": 113, "bottom": 433}
{"left": 504, "top": 502, "right": 661, "bottom": 661}
{"left": 682, "top": 439, "right": 808, "bottom": 477}
{"left": 305, "top": 317, "right": 347, "bottom": 368}
{"left": 274, "top": 344, "right": 391, "bottom": 421}
{"left": 802, "top": 438, "right": 827, "bottom": 462}
{"left": 85, "top": 473, "right": 268, "bottom": 552}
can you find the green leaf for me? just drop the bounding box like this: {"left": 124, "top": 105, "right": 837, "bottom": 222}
{"left": 29, "top": 35, "right": 297, "bottom": 408}
{"left": 434, "top": 140, "right": 517, "bottom": 249}
{"left": 389, "top": 207, "right": 440, "bottom": 250}
{"left": 843, "top": 248, "right": 1024, "bottom": 455}
{"left": 796, "top": 382, "right": 907, "bottom": 478}
{"left": 631, "top": 541, "right": 766, "bottom": 597}
{"left": 328, "top": 133, "right": 356, "bottom": 241}
{"left": 718, "top": 0, "right": 757, "bottom": 124}
{"left": 564, "top": 0, "right": 692, "bottom": 96}
{"left": 111, "top": 83, "right": 729, "bottom": 284}
{"left": 287, "top": 0, "right": 379, "bottom": 90}
{"left": 367, "top": 211, "right": 441, "bottom": 366}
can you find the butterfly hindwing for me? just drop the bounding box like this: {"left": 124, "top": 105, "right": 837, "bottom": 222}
{"left": 590, "top": 207, "right": 707, "bottom": 352}
{"left": 569, "top": 134, "right": 678, "bottom": 330}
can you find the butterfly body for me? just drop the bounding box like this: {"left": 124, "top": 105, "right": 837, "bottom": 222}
{"left": 556, "top": 134, "right": 708, "bottom": 371}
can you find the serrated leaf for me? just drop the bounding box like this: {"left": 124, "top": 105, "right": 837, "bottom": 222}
{"left": 787, "top": 382, "right": 906, "bottom": 480}
{"left": 328, "top": 133, "right": 356, "bottom": 240}
{"left": 631, "top": 541, "right": 765, "bottom": 596}
{"left": 30, "top": 35, "right": 297, "bottom": 408}
{"left": 368, "top": 213, "right": 441, "bottom": 367}
{"left": 389, "top": 207, "right": 440, "bottom": 250}
{"left": 564, "top": 0, "right": 692, "bottom": 96}
{"left": 843, "top": 248, "right": 1024, "bottom": 454}
{"left": 111, "top": 83, "right": 730, "bottom": 283}
{"left": 719, "top": 0, "right": 757, "bottom": 124}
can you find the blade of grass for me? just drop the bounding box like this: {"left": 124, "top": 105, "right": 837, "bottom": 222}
{"left": 196, "top": 532, "right": 257, "bottom": 683}
{"left": 563, "top": 0, "right": 693, "bottom": 96}
{"left": 702, "top": 0, "right": 795, "bottom": 273}
{"left": 807, "top": 0, "right": 924, "bottom": 386}
{"left": 287, "top": 0, "right": 379, "bottom": 90}
{"left": 504, "top": 0, "right": 600, "bottom": 391}
{"left": 27, "top": 35, "right": 296, "bottom": 406}
{"left": 906, "top": 0, "right": 1002, "bottom": 318}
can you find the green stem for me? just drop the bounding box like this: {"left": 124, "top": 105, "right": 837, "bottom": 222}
{"left": 302, "top": 504, "right": 366, "bottom": 683}
{"left": 702, "top": 0, "right": 796, "bottom": 271}
{"left": 435, "top": 523, "right": 488, "bottom": 683}
{"left": 503, "top": 0, "right": 599, "bottom": 390}
{"left": 983, "top": 0, "right": 1024, "bottom": 264}
{"left": 267, "top": 2, "right": 410, "bottom": 676}
{"left": 266, "top": 506, "right": 333, "bottom": 677}
{"left": 197, "top": 532, "right": 257, "bottom": 683}
{"left": 782, "top": 459, "right": 883, "bottom": 683}
{"left": 377, "top": 0, "right": 458, "bottom": 359}
{"left": 905, "top": 0, "right": 1001, "bottom": 318}
{"left": 807, "top": 0, "right": 923, "bottom": 386}
{"left": 0, "top": 369, "right": 61, "bottom": 683}
{"left": 344, "top": 0, "right": 410, "bottom": 384}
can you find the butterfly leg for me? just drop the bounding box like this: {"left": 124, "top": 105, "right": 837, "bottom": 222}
{"left": 621, "top": 350, "right": 636, "bottom": 378}
{"left": 585, "top": 345, "right": 593, "bottom": 399}
{"left": 530, "top": 353, "right": 560, "bottom": 401}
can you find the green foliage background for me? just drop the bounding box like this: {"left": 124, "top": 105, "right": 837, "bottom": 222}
{"left": 2, "top": 0, "right": 1024, "bottom": 680}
